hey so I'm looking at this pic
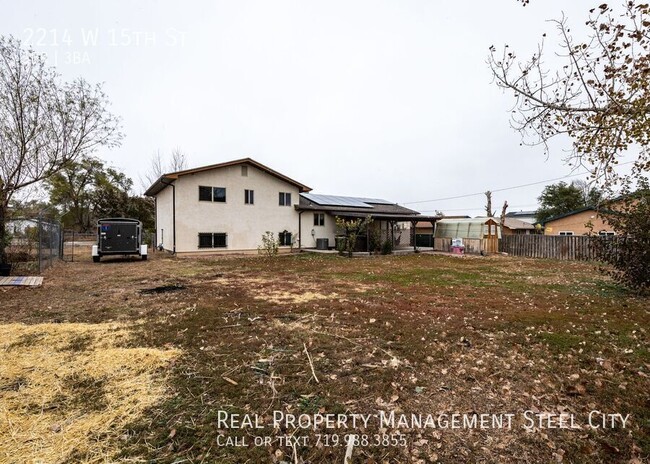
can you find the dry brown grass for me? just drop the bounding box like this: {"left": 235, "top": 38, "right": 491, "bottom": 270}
{"left": 0, "top": 253, "right": 647, "bottom": 462}
{"left": 0, "top": 322, "right": 180, "bottom": 463}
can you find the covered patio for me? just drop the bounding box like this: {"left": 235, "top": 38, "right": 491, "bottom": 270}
{"left": 329, "top": 211, "right": 441, "bottom": 253}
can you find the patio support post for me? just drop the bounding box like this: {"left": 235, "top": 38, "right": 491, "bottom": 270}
{"left": 366, "top": 223, "right": 370, "bottom": 254}
{"left": 411, "top": 220, "right": 417, "bottom": 251}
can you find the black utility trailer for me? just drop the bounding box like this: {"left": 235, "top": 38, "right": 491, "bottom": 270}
{"left": 92, "top": 218, "right": 148, "bottom": 262}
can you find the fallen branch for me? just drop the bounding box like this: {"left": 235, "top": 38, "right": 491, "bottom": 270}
{"left": 221, "top": 376, "right": 238, "bottom": 386}
{"left": 303, "top": 342, "right": 319, "bottom": 384}
{"left": 344, "top": 434, "right": 355, "bottom": 463}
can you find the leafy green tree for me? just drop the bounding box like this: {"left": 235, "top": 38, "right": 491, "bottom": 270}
{"left": 489, "top": 2, "right": 650, "bottom": 188}
{"left": 536, "top": 181, "right": 597, "bottom": 224}
{"left": 47, "top": 157, "right": 105, "bottom": 231}
{"left": 47, "top": 156, "right": 153, "bottom": 232}
{"left": 0, "top": 36, "right": 121, "bottom": 264}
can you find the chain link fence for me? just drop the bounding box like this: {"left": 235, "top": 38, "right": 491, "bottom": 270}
{"left": 6, "top": 217, "right": 63, "bottom": 274}
{"left": 62, "top": 230, "right": 96, "bottom": 263}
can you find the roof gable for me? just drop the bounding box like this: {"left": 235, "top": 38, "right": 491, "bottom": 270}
{"left": 144, "top": 158, "right": 311, "bottom": 196}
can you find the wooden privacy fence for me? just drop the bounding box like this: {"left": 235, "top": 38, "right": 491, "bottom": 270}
{"left": 499, "top": 235, "right": 603, "bottom": 260}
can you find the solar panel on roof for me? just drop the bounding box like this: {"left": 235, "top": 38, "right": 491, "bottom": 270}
{"left": 301, "top": 193, "right": 373, "bottom": 208}
{"left": 355, "top": 197, "right": 393, "bottom": 205}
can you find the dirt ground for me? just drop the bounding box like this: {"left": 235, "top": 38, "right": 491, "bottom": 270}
{"left": 0, "top": 251, "right": 648, "bottom": 463}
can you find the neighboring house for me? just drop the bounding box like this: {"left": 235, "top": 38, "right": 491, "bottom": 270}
{"left": 8, "top": 218, "right": 39, "bottom": 236}
{"left": 144, "top": 158, "right": 311, "bottom": 254}
{"left": 505, "top": 210, "right": 537, "bottom": 224}
{"left": 543, "top": 207, "right": 617, "bottom": 236}
{"left": 501, "top": 217, "right": 536, "bottom": 235}
{"left": 145, "top": 158, "right": 438, "bottom": 254}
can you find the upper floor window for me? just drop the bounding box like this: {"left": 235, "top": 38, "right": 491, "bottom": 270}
{"left": 213, "top": 187, "right": 226, "bottom": 202}
{"left": 314, "top": 213, "right": 325, "bottom": 226}
{"left": 241, "top": 165, "right": 248, "bottom": 177}
{"left": 245, "top": 189, "right": 254, "bottom": 205}
{"left": 279, "top": 192, "right": 292, "bottom": 206}
{"left": 199, "top": 186, "right": 226, "bottom": 202}
{"left": 199, "top": 186, "right": 212, "bottom": 201}
{"left": 558, "top": 231, "right": 574, "bottom": 236}
{"left": 598, "top": 230, "right": 616, "bottom": 236}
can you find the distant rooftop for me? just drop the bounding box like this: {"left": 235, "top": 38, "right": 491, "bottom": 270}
{"left": 505, "top": 210, "right": 537, "bottom": 217}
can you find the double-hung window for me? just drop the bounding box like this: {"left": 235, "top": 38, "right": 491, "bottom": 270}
{"left": 279, "top": 192, "right": 292, "bottom": 206}
{"left": 245, "top": 189, "right": 254, "bottom": 205}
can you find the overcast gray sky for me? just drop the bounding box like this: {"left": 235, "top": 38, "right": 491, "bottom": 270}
{"left": 1, "top": 1, "right": 634, "bottom": 216}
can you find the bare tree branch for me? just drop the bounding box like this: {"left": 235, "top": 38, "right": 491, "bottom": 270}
{"left": 488, "top": 2, "right": 650, "bottom": 189}
{"left": 0, "top": 36, "right": 122, "bottom": 263}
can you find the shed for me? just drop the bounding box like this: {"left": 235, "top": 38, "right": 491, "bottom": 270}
{"left": 435, "top": 218, "right": 502, "bottom": 239}
{"left": 434, "top": 217, "right": 500, "bottom": 254}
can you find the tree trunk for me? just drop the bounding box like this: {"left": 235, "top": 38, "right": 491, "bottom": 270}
{"left": 0, "top": 198, "right": 8, "bottom": 265}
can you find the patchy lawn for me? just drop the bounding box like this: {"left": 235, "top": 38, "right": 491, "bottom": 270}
{"left": 0, "top": 252, "right": 648, "bottom": 463}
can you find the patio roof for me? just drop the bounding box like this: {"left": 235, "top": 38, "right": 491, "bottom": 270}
{"left": 328, "top": 211, "right": 441, "bottom": 222}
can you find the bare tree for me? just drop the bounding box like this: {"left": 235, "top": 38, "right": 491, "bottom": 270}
{"left": 169, "top": 147, "right": 187, "bottom": 172}
{"left": 571, "top": 179, "right": 602, "bottom": 206}
{"left": 485, "top": 191, "right": 495, "bottom": 217}
{"left": 488, "top": 2, "right": 650, "bottom": 188}
{"left": 500, "top": 200, "right": 509, "bottom": 225}
{"left": 0, "top": 36, "right": 121, "bottom": 264}
{"left": 140, "top": 147, "right": 188, "bottom": 191}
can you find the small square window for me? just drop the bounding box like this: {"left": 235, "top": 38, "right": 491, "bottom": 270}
{"left": 314, "top": 213, "right": 325, "bottom": 226}
{"left": 198, "top": 233, "right": 213, "bottom": 248}
{"left": 213, "top": 187, "right": 226, "bottom": 202}
{"left": 199, "top": 186, "right": 212, "bottom": 201}
{"left": 213, "top": 233, "right": 227, "bottom": 248}
{"left": 241, "top": 165, "right": 248, "bottom": 177}
{"left": 245, "top": 189, "right": 254, "bottom": 205}
{"left": 279, "top": 192, "right": 292, "bottom": 206}
{"left": 279, "top": 231, "right": 292, "bottom": 246}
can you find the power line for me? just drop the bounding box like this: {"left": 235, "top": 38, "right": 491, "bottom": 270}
{"left": 401, "top": 161, "right": 635, "bottom": 205}
{"left": 418, "top": 203, "right": 539, "bottom": 213}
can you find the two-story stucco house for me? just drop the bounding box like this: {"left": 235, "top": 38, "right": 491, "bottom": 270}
{"left": 144, "top": 158, "right": 312, "bottom": 254}
{"left": 145, "top": 157, "right": 439, "bottom": 254}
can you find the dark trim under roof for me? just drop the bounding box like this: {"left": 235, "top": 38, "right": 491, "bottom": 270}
{"left": 144, "top": 158, "right": 312, "bottom": 196}
{"left": 329, "top": 211, "right": 441, "bottom": 222}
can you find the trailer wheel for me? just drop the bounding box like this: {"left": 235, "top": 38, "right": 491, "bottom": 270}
{"left": 93, "top": 256, "right": 100, "bottom": 263}
{"left": 142, "top": 255, "right": 148, "bottom": 261}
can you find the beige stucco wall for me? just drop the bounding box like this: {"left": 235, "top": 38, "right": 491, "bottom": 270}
{"left": 157, "top": 163, "right": 303, "bottom": 253}
{"left": 156, "top": 185, "right": 174, "bottom": 251}
{"left": 299, "top": 211, "right": 339, "bottom": 249}
{"left": 544, "top": 210, "right": 614, "bottom": 236}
